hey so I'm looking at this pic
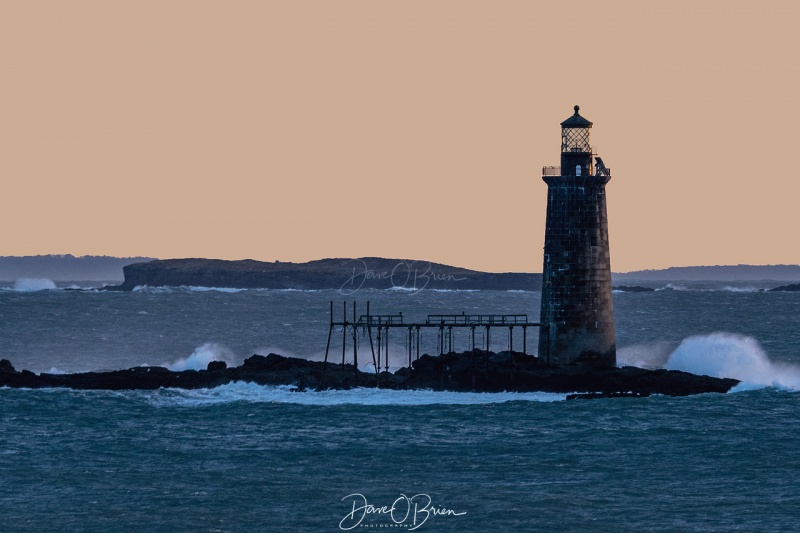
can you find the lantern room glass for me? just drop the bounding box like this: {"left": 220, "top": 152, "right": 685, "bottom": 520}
{"left": 561, "top": 127, "right": 591, "bottom": 153}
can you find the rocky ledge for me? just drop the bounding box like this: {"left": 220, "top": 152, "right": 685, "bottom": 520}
{"left": 0, "top": 351, "right": 738, "bottom": 399}
{"left": 769, "top": 283, "right": 800, "bottom": 292}
{"left": 612, "top": 285, "right": 655, "bottom": 293}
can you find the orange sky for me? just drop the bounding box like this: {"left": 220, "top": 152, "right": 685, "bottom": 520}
{"left": 1, "top": 0, "right": 798, "bottom": 273}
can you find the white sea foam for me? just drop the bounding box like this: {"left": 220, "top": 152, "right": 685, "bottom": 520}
{"left": 720, "top": 286, "right": 760, "bottom": 293}
{"left": 132, "top": 285, "right": 173, "bottom": 294}
{"left": 644, "top": 284, "right": 764, "bottom": 293}
{"left": 617, "top": 341, "right": 676, "bottom": 369}
{"left": 429, "top": 289, "right": 479, "bottom": 293}
{"left": 12, "top": 278, "right": 57, "bottom": 291}
{"left": 183, "top": 286, "right": 247, "bottom": 293}
{"left": 135, "top": 285, "right": 243, "bottom": 294}
{"left": 278, "top": 288, "right": 321, "bottom": 292}
{"left": 145, "top": 381, "right": 568, "bottom": 407}
{"left": 665, "top": 332, "right": 800, "bottom": 391}
{"left": 163, "top": 343, "right": 236, "bottom": 371}
{"left": 655, "top": 283, "right": 689, "bottom": 291}
{"left": 131, "top": 285, "right": 325, "bottom": 294}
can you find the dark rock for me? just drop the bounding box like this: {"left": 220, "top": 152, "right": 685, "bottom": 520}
{"left": 131, "top": 366, "right": 170, "bottom": 373}
{"left": 769, "top": 283, "right": 800, "bottom": 292}
{"left": 0, "top": 359, "right": 16, "bottom": 373}
{"left": 0, "top": 351, "right": 739, "bottom": 398}
{"left": 206, "top": 360, "right": 227, "bottom": 372}
{"left": 613, "top": 285, "right": 655, "bottom": 292}
{"left": 242, "top": 353, "right": 308, "bottom": 372}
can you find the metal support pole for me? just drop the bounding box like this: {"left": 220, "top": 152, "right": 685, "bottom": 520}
{"left": 416, "top": 326, "right": 420, "bottom": 360}
{"left": 322, "top": 301, "right": 333, "bottom": 385}
{"left": 408, "top": 327, "right": 412, "bottom": 368}
{"left": 377, "top": 326, "right": 382, "bottom": 374}
{"left": 367, "top": 302, "right": 378, "bottom": 382}
{"left": 523, "top": 325, "right": 527, "bottom": 355}
{"left": 509, "top": 326, "right": 513, "bottom": 352}
{"left": 471, "top": 325, "right": 475, "bottom": 351}
{"left": 341, "top": 301, "right": 347, "bottom": 368}
{"left": 352, "top": 301, "right": 358, "bottom": 383}
{"left": 323, "top": 322, "right": 334, "bottom": 380}
{"left": 448, "top": 326, "right": 453, "bottom": 354}
{"left": 486, "top": 326, "right": 490, "bottom": 352}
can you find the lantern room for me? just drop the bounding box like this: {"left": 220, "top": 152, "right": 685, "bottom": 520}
{"left": 560, "top": 105, "right": 594, "bottom": 176}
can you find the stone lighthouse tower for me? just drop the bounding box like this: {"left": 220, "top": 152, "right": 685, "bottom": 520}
{"left": 538, "top": 105, "right": 616, "bottom": 366}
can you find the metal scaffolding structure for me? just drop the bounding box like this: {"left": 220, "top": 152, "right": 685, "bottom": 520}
{"left": 322, "top": 301, "right": 549, "bottom": 386}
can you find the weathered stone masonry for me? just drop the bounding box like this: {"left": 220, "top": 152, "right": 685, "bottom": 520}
{"left": 539, "top": 106, "right": 616, "bottom": 366}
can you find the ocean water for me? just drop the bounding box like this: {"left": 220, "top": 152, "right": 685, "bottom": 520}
{"left": 1, "top": 283, "right": 800, "bottom": 531}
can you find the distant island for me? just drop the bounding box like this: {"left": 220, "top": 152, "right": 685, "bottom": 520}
{"left": 106, "top": 257, "right": 541, "bottom": 291}
{"left": 106, "top": 259, "right": 800, "bottom": 291}
{"left": 613, "top": 264, "right": 800, "bottom": 282}
{"left": 4, "top": 255, "right": 800, "bottom": 290}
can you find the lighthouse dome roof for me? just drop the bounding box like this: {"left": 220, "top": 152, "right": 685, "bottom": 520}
{"left": 560, "top": 105, "right": 593, "bottom": 128}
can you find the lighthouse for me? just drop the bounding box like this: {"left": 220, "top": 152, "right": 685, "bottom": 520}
{"left": 538, "top": 105, "right": 616, "bottom": 366}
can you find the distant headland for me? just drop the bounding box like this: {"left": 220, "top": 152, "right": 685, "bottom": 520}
{"left": 613, "top": 264, "right": 800, "bottom": 282}
{"left": 104, "top": 258, "right": 800, "bottom": 292}
{"left": 3, "top": 255, "right": 800, "bottom": 290}
{"left": 104, "top": 257, "right": 541, "bottom": 292}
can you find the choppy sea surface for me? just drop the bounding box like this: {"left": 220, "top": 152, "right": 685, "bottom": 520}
{"left": 1, "top": 281, "right": 799, "bottom": 531}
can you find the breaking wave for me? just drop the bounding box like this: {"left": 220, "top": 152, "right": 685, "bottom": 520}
{"left": 163, "top": 343, "right": 236, "bottom": 371}
{"left": 665, "top": 333, "right": 800, "bottom": 391}
{"left": 132, "top": 285, "right": 173, "bottom": 294}
{"left": 12, "top": 278, "right": 57, "bottom": 292}
{"left": 617, "top": 341, "right": 677, "bottom": 369}
{"left": 183, "top": 286, "right": 247, "bottom": 293}
{"left": 387, "top": 286, "right": 418, "bottom": 292}
{"left": 720, "top": 286, "right": 760, "bottom": 293}
{"left": 655, "top": 283, "right": 689, "bottom": 291}
{"left": 620, "top": 333, "right": 800, "bottom": 391}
